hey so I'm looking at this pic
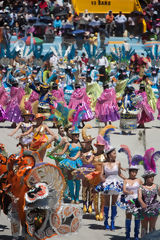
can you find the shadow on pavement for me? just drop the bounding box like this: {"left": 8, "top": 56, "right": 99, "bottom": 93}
{"left": 0, "top": 236, "right": 12, "bottom": 240}
{"left": 0, "top": 236, "right": 24, "bottom": 240}
{"left": 88, "top": 223, "right": 105, "bottom": 230}
{"left": 104, "top": 234, "right": 126, "bottom": 239}
{"left": 83, "top": 214, "right": 96, "bottom": 220}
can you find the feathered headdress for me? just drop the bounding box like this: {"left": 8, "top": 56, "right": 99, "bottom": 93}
{"left": 49, "top": 101, "right": 75, "bottom": 127}
{"left": 118, "top": 144, "right": 142, "bottom": 169}
{"left": 82, "top": 124, "right": 94, "bottom": 142}
{"left": 94, "top": 125, "right": 116, "bottom": 150}
{"left": 119, "top": 145, "right": 160, "bottom": 174}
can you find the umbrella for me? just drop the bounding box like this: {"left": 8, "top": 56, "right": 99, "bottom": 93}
{"left": 21, "top": 36, "right": 43, "bottom": 45}
{"left": 28, "top": 17, "right": 38, "bottom": 23}
{"left": 39, "top": 16, "right": 52, "bottom": 23}
{"left": 33, "top": 22, "right": 47, "bottom": 27}
{"left": 72, "top": 30, "right": 85, "bottom": 35}
{"left": 62, "top": 24, "right": 73, "bottom": 29}
{"left": 55, "top": 11, "right": 68, "bottom": 17}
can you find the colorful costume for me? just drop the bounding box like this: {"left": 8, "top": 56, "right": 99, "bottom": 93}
{"left": 135, "top": 91, "right": 154, "bottom": 125}
{"left": 19, "top": 122, "right": 33, "bottom": 147}
{"left": 69, "top": 87, "right": 93, "bottom": 122}
{"left": 95, "top": 163, "right": 123, "bottom": 195}
{"left": 86, "top": 82, "right": 103, "bottom": 111}
{"left": 6, "top": 86, "right": 25, "bottom": 123}
{"left": 24, "top": 90, "right": 39, "bottom": 115}
{"left": 59, "top": 144, "right": 82, "bottom": 170}
{"left": 0, "top": 86, "right": 8, "bottom": 121}
{"left": 51, "top": 88, "right": 67, "bottom": 106}
{"left": 0, "top": 147, "right": 82, "bottom": 240}
{"left": 139, "top": 185, "right": 160, "bottom": 219}
{"left": 30, "top": 125, "right": 51, "bottom": 152}
{"left": 86, "top": 151, "right": 105, "bottom": 221}
{"left": 95, "top": 88, "right": 120, "bottom": 123}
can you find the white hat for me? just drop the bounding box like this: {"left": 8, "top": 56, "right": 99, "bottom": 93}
{"left": 128, "top": 165, "right": 139, "bottom": 170}
{"left": 105, "top": 146, "right": 116, "bottom": 155}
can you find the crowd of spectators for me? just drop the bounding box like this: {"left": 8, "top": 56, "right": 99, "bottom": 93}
{"left": 0, "top": 0, "right": 159, "bottom": 45}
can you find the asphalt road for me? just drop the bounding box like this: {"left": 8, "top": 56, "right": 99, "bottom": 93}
{"left": 0, "top": 115, "right": 160, "bottom": 240}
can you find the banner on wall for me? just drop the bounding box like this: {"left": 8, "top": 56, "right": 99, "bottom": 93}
{"left": 72, "top": 0, "right": 142, "bottom": 14}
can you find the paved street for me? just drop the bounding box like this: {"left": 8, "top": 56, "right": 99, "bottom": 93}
{"left": 0, "top": 115, "right": 160, "bottom": 240}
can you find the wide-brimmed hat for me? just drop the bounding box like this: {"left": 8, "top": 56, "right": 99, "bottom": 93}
{"left": 105, "top": 147, "right": 116, "bottom": 155}
{"left": 34, "top": 113, "right": 45, "bottom": 121}
{"left": 128, "top": 165, "right": 139, "bottom": 170}
{"left": 21, "top": 110, "right": 33, "bottom": 117}
{"left": 142, "top": 170, "right": 157, "bottom": 178}
{"left": 94, "top": 141, "right": 105, "bottom": 147}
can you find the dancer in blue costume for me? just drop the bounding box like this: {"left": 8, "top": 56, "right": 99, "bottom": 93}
{"left": 29, "top": 81, "right": 52, "bottom": 119}
{"left": 58, "top": 126, "right": 82, "bottom": 204}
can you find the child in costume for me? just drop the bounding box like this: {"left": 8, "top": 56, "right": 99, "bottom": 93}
{"left": 137, "top": 148, "right": 160, "bottom": 238}
{"left": 95, "top": 82, "right": 120, "bottom": 125}
{"left": 96, "top": 147, "right": 126, "bottom": 230}
{"left": 117, "top": 145, "right": 143, "bottom": 240}
{"left": 58, "top": 126, "right": 82, "bottom": 204}
{"left": 135, "top": 84, "right": 154, "bottom": 128}
{"left": 17, "top": 113, "right": 56, "bottom": 161}
{"left": 8, "top": 110, "right": 33, "bottom": 149}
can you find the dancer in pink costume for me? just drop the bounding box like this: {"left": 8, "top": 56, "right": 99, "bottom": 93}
{"left": 51, "top": 83, "right": 67, "bottom": 106}
{"left": 0, "top": 86, "right": 9, "bottom": 122}
{"left": 5, "top": 81, "right": 25, "bottom": 127}
{"left": 24, "top": 90, "right": 39, "bottom": 114}
{"left": 136, "top": 84, "right": 154, "bottom": 128}
{"left": 69, "top": 83, "right": 94, "bottom": 124}
{"left": 95, "top": 83, "right": 120, "bottom": 125}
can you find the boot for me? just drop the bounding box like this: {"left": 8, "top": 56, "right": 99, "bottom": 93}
{"left": 83, "top": 203, "right": 87, "bottom": 214}
{"left": 125, "top": 219, "right": 131, "bottom": 240}
{"left": 75, "top": 179, "right": 80, "bottom": 204}
{"left": 67, "top": 180, "right": 75, "bottom": 203}
{"left": 99, "top": 194, "right": 104, "bottom": 221}
{"left": 104, "top": 206, "right": 110, "bottom": 230}
{"left": 88, "top": 204, "right": 92, "bottom": 214}
{"left": 93, "top": 193, "right": 99, "bottom": 220}
{"left": 110, "top": 205, "right": 117, "bottom": 230}
{"left": 134, "top": 219, "right": 140, "bottom": 240}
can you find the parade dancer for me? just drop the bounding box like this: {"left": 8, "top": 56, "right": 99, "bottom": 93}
{"left": 8, "top": 110, "right": 33, "bottom": 149}
{"left": 5, "top": 80, "right": 25, "bottom": 128}
{"left": 135, "top": 84, "right": 154, "bottom": 128}
{"left": 69, "top": 83, "right": 94, "bottom": 126}
{"left": 72, "top": 124, "right": 95, "bottom": 213}
{"left": 117, "top": 145, "right": 143, "bottom": 240}
{"left": 137, "top": 148, "right": 160, "bottom": 238}
{"left": 58, "top": 126, "right": 82, "bottom": 204}
{"left": 17, "top": 114, "right": 56, "bottom": 161}
{"left": 96, "top": 147, "right": 126, "bottom": 230}
{"left": 95, "top": 82, "right": 120, "bottom": 126}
